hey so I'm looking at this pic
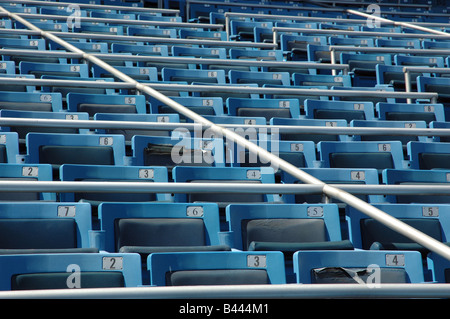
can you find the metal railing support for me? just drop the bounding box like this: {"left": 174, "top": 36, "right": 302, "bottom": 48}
{"left": 402, "top": 66, "right": 450, "bottom": 104}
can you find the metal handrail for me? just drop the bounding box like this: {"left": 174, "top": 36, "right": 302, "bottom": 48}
{"left": 1, "top": 117, "right": 450, "bottom": 138}
{"left": 2, "top": 4, "right": 450, "bottom": 263}
{"left": 0, "top": 181, "right": 449, "bottom": 196}
{"left": 3, "top": 283, "right": 450, "bottom": 299}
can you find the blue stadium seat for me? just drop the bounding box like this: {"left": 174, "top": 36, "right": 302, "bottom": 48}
{"left": 50, "top": 41, "right": 108, "bottom": 54}
{"left": 294, "top": 250, "right": 425, "bottom": 284}
{"left": 112, "top": 43, "right": 169, "bottom": 58}
{"left": 307, "top": 44, "right": 334, "bottom": 65}
{"left": 408, "top": 141, "right": 450, "bottom": 170}
{"left": 281, "top": 168, "right": 383, "bottom": 204}
{"left": 275, "top": 22, "right": 318, "bottom": 29}
{"left": 229, "top": 70, "right": 291, "bottom": 87}
{"left": 417, "top": 76, "right": 450, "bottom": 119}
{"left": 60, "top": 164, "right": 170, "bottom": 204}
{"left": 149, "top": 96, "right": 224, "bottom": 121}
{"left": 148, "top": 251, "right": 286, "bottom": 286}
{"left": 229, "top": 20, "right": 273, "bottom": 41}
{"left": 0, "top": 110, "right": 90, "bottom": 139}
{"left": 347, "top": 203, "right": 450, "bottom": 256}
{"left": 127, "top": 26, "right": 177, "bottom": 38}
{"left": 394, "top": 55, "right": 445, "bottom": 68}
{"left": 178, "top": 29, "right": 227, "bottom": 41}
{"left": 331, "top": 86, "right": 396, "bottom": 105}
{"left": 319, "top": 22, "right": 358, "bottom": 30}
{"left": 191, "top": 82, "right": 259, "bottom": 102}
{"left": 0, "top": 61, "right": 15, "bottom": 74}
{"left": 376, "top": 64, "right": 430, "bottom": 92}
{"left": 225, "top": 203, "right": 353, "bottom": 282}
{"left": 162, "top": 68, "right": 226, "bottom": 84}
{"left": 138, "top": 14, "right": 183, "bottom": 23}
{"left": 270, "top": 118, "right": 349, "bottom": 143}
{"left": 111, "top": 42, "right": 168, "bottom": 70}
{"left": 19, "top": 62, "right": 89, "bottom": 78}
{"left": 16, "top": 20, "right": 68, "bottom": 33}
{"left": 0, "top": 131, "right": 20, "bottom": 164}
{"left": 280, "top": 34, "right": 327, "bottom": 61}
{"left": 25, "top": 133, "right": 126, "bottom": 179}
{"left": 318, "top": 141, "right": 405, "bottom": 172}
{"left": 0, "top": 163, "right": 55, "bottom": 201}
{"left": 382, "top": 168, "right": 450, "bottom": 204}
{"left": 0, "top": 252, "right": 142, "bottom": 290}
{"left": 422, "top": 40, "right": 450, "bottom": 50}
{"left": 427, "top": 251, "right": 450, "bottom": 283}
{"left": 254, "top": 26, "right": 277, "bottom": 43}
{"left": 67, "top": 93, "right": 147, "bottom": 117}
{"left": 172, "top": 46, "right": 227, "bottom": 59}
{"left": 376, "top": 102, "right": 445, "bottom": 124}
{"left": 361, "top": 26, "right": 401, "bottom": 33}
{"left": 0, "top": 91, "right": 62, "bottom": 112}
{"left": 0, "top": 38, "right": 45, "bottom": 51}
{"left": 94, "top": 113, "right": 180, "bottom": 141}
{"left": 113, "top": 44, "right": 176, "bottom": 76}
{"left": 263, "top": 84, "right": 328, "bottom": 109}
{"left": 231, "top": 139, "right": 316, "bottom": 169}
{"left": 0, "top": 38, "right": 50, "bottom": 64}
{"left": 350, "top": 120, "right": 428, "bottom": 146}
{"left": 430, "top": 121, "right": 450, "bottom": 142}
{"left": 340, "top": 53, "right": 392, "bottom": 87}
{"left": 0, "top": 74, "right": 36, "bottom": 92}
{"left": 230, "top": 48, "right": 283, "bottom": 62}
{"left": 304, "top": 99, "right": 375, "bottom": 122}
{"left": 91, "top": 64, "right": 158, "bottom": 82}
{"left": 0, "top": 202, "right": 95, "bottom": 254}
{"left": 40, "top": 76, "right": 116, "bottom": 99}
{"left": 171, "top": 47, "right": 227, "bottom": 71}
{"left": 376, "top": 39, "right": 421, "bottom": 49}
{"left": 329, "top": 37, "right": 374, "bottom": 47}
{"left": 227, "top": 98, "right": 301, "bottom": 122}
{"left": 91, "top": 11, "right": 137, "bottom": 21}
{"left": 131, "top": 135, "right": 225, "bottom": 169}
{"left": 172, "top": 166, "right": 280, "bottom": 205}
{"left": 293, "top": 73, "right": 352, "bottom": 88}
{"left": 199, "top": 114, "right": 266, "bottom": 127}
{"left": 97, "top": 202, "right": 230, "bottom": 284}
{"left": 194, "top": 114, "right": 267, "bottom": 148}
{"left": 225, "top": 203, "right": 350, "bottom": 252}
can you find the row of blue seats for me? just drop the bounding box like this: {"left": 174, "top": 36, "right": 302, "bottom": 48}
{"left": 0, "top": 130, "right": 449, "bottom": 173}
{"left": 0, "top": 161, "right": 448, "bottom": 205}
{"left": 0, "top": 248, "right": 441, "bottom": 289}
{"left": 0, "top": 84, "right": 435, "bottom": 113}
{"left": 188, "top": 3, "right": 450, "bottom": 24}
{"left": 0, "top": 73, "right": 449, "bottom": 121}
{"left": 0, "top": 200, "right": 447, "bottom": 287}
